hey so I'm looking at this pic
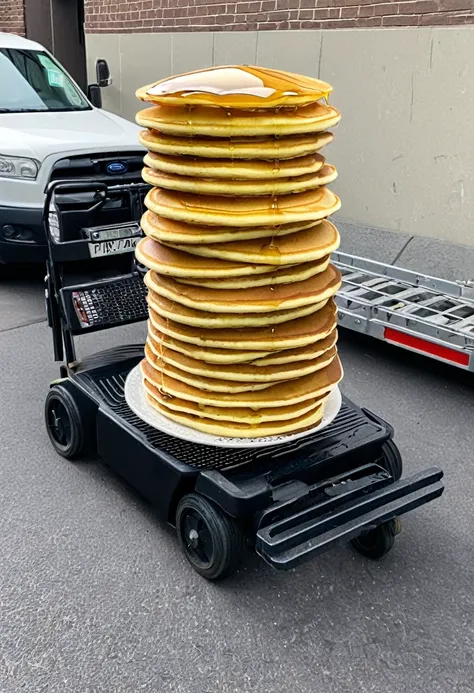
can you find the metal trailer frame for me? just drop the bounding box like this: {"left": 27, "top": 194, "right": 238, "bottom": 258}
{"left": 333, "top": 252, "right": 474, "bottom": 371}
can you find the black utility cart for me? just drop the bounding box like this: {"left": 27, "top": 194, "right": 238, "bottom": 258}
{"left": 43, "top": 180, "right": 444, "bottom": 580}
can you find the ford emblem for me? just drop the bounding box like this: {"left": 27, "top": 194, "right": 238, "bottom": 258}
{"left": 106, "top": 161, "right": 128, "bottom": 175}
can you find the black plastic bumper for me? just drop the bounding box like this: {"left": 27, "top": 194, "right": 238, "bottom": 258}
{"left": 256, "top": 464, "right": 444, "bottom": 570}
{"left": 0, "top": 205, "right": 47, "bottom": 263}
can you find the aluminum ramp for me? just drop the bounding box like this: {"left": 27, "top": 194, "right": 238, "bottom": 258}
{"left": 333, "top": 252, "right": 474, "bottom": 371}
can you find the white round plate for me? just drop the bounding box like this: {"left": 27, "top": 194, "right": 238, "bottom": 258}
{"left": 124, "top": 364, "right": 342, "bottom": 449}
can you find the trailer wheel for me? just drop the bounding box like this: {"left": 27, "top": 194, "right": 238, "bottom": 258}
{"left": 379, "top": 439, "right": 403, "bottom": 481}
{"left": 176, "top": 494, "right": 244, "bottom": 580}
{"left": 45, "top": 385, "right": 85, "bottom": 460}
{"left": 351, "top": 518, "right": 401, "bottom": 559}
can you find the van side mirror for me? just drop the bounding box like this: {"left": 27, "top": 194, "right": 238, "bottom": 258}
{"left": 96, "top": 59, "right": 112, "bottom": 88}
{"left": 88, "top": 84, "right": 103, "bottom": 108}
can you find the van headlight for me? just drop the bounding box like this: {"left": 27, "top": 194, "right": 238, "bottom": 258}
{"left": 0, "top": 155, "right": 39, "bottom": 180}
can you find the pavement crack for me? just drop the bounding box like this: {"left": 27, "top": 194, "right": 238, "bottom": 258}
{"left": 0, "top": 317, "right": 47, "bottom": 334}
{"left": 391, "top": 236, "right": 414, "bottom": 266}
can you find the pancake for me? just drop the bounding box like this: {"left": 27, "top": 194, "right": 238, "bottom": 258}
{"left": 143, "top": 151, "right": 326, "bottom": 179}
{"left": 142, "top": 164, "right": 338, "bottom": 196}
{"left": 148, "top": 300, "right": 337, "bottom": 350}
{"left": 147, "top": 395, "right": 325, "bottom": 438}
{"left": 148, "top": 319, "right": 273, "bottom": 364}
{"left": 177, "top": 256, "right": 330, "bottom": 289}
{"left": 141, "top": 353, "right": 343, "bottom": 408}
{"left": 169, "top": 221, "right": 339, "bottom": 266}
{"left": 136, "top": 66, "right": 333, "bottom": 109}
{"left": 136, "top": 101, "right": 341, "bottom": 137}
{"left": 145, "top": 265, "right": 341, "bottom": 314}
{"left": 147, "top": 290, "right": 329, "bottom": 328}
{"left": 141, "top": 210, "right": 318, "bottom": 245}
{"left": 144, "top": 342, "right": 277, "bottom": 393}
{"left": 147, "top": 331, "right": 337, "bottom": 382}
{"left": 143, "top": 377, "right": 328, "bottom": 424}
{"left": 136, "top": 236, "right": 280, "bottom": 279}
{"left": 145, "top": 187, "right": 341, "bottom": 226}
{"left": 254, "top": 329, "right": 337, "bottom": 365}
{"left": 148, "top": 319, "right": 337, "bottom": 365}
{"left": 138, "top": 129, "right": 334, "bottom": 160}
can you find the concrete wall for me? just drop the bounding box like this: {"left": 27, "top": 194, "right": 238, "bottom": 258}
{"left": 86, "top": 27, "right": 474, "bottom": 256}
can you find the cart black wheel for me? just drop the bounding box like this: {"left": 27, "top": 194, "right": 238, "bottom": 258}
{"left": 379, "top": 439, "right": 403, "bottom": 481}
{"left": 176, "top": 494, "right": 244, "bottom": 580}
{"left": 45, "top": 385, "right": 85, "bottom": 460}
{"left": 351, "top": 518, "right": 401, "bottom": 559}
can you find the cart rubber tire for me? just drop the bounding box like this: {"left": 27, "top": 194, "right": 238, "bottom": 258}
{"left": 176, "top": 493, "right": 244, "bottom": 581}
{"left": 379, "top": 439, "right": 403, "bottom": 481}
{"left": 351, "top": 518, "right": 401, "bottom": 559}
{"left": 45, "top": 385, "right": 85, "bottom": 460}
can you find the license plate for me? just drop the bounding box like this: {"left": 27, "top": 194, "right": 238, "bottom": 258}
{"left": 88, "top": 237, "right": 139, "bottom": 258}
{"left": 85, "top": 222, "right": 141, "bottom": 242}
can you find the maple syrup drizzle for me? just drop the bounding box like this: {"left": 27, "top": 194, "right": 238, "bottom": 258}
{"left": 146, "top": 65, "right": 332, "bottom": 108}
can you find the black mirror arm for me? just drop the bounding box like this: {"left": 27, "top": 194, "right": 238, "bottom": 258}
{"left": 88, "top": 84, "right": 102, "bottom": 108}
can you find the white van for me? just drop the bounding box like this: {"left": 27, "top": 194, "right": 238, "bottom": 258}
{"left": 0, "top": 32, "right": 144, "bottom": 264}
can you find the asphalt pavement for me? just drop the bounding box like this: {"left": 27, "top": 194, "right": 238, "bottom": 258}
{"left": 1, "top": 265, "right": 473, "bottom": 693}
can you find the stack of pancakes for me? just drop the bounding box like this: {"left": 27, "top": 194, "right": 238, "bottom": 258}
{"left": 134, "top": 66, "right": 343, "bottom": 439}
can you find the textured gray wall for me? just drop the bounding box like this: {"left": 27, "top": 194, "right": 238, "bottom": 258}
{"left": 86, "top": 28, "right": 474, "bottom": 252}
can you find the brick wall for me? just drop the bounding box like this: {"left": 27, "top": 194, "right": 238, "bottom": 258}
{"left": 84, "top": 0, "right": 474, "bottom": 32}
{"left": 0, "top": 0, "right": 25, "bottom": 35}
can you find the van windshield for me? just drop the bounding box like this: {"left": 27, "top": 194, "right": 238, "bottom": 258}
{"left": 0, "top": 48, "right": 90, "bottom": 113}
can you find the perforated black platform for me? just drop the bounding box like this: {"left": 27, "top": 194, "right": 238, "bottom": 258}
{"left": 76, "top": 353, "right": 389, "bottom": 473}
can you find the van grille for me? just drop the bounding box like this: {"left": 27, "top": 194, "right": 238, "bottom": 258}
{"left": 50, "top": 151, "right": 144, "bottom": 185}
